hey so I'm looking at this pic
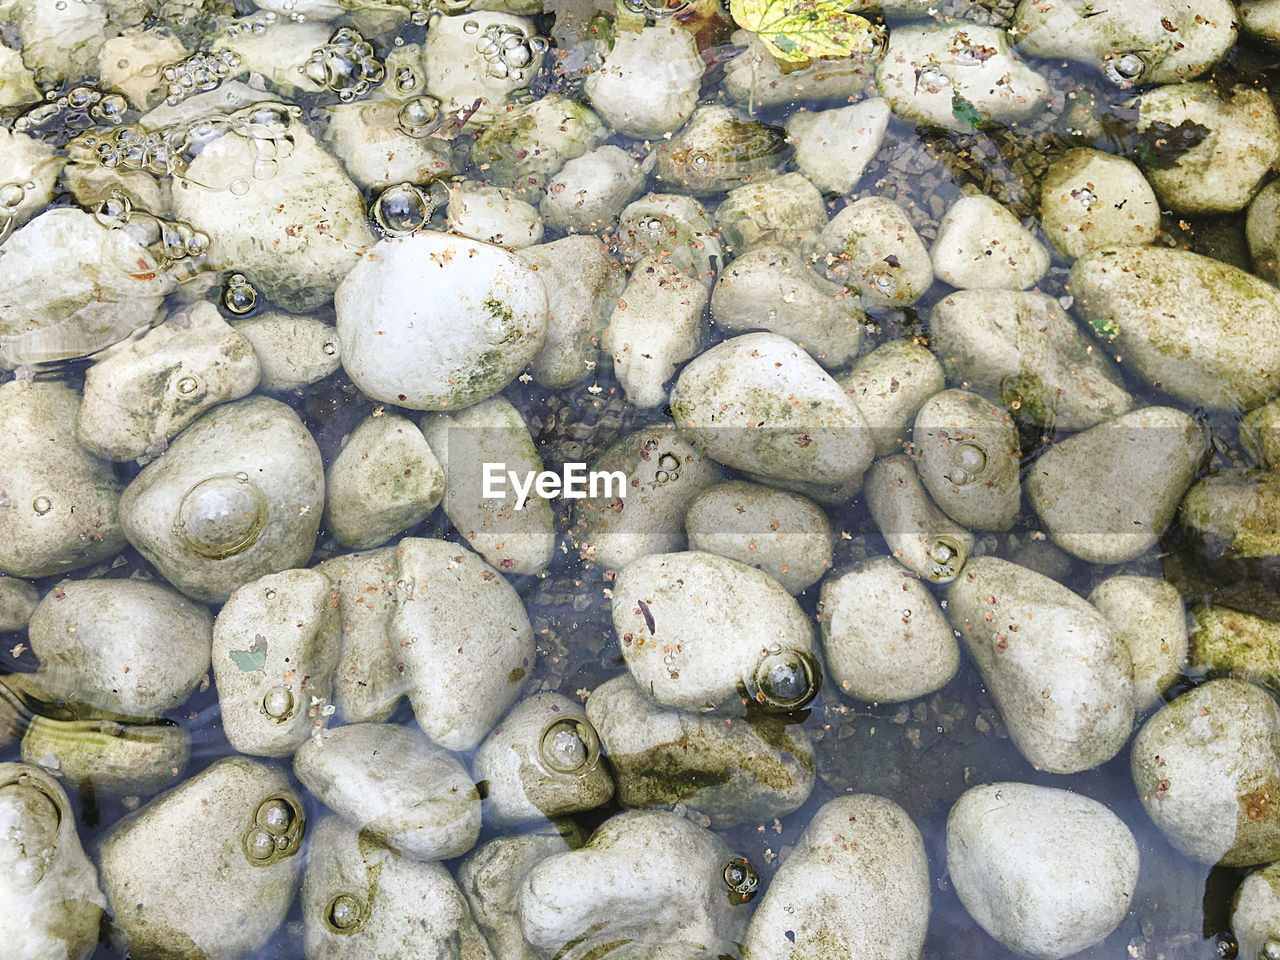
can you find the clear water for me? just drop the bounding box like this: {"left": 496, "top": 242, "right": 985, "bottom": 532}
{"left": 0, "top": 1, "right": 1274, "bottom": 958}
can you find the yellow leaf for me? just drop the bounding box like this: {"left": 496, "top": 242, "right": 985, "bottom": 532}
{"left": 729, "top": 0, "right": 878, "bottom": 64}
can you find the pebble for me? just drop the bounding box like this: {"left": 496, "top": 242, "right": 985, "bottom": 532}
{"left": 1131, "top": 678, "right": 1280, "bottom": 866}
{"left": 685, "top": 479, "right": 832, "bottom": 595}
{"left": 930, "top": 194, "right": 1050, "bottom": 291}
{"left": 335, "top": 230, "right": 548, "bottom": 411}
{"left": 947, "top": 556, "right": 1134, "bottom": 773}
{"left": 947, "top": 782, "right": 1139, "bottom": 959}
{"left": 293, "top": 722, "right": 480, "bottom": 861}
{"left": 670, "top": 332, "right": 874, "bottom": 486}
{"left": 1025, "top": 406, "right": 1204, "bottom": 564}
{"left": 820, "top": 556, "right": 959, "bottom": 702}
{"left": 741, "top": 795, "right": 930, "bottom": 960}
{"left": 612, "top": 550, "right": 818, "bottom": 712}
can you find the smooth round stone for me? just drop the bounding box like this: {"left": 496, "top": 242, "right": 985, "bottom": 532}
{"left": 820, "top": 556, "right": 959, "bottom": 703}
{"left": 301, "top": 814, "right": 493, "bottom": 960}
{"left": 294, "top": 722, "right": 481, "bottom": 861}
{"left": 586, "top": 673, "right": 814, "bottom": 828}
{"left": 741, "top": 795, "right": 930, "bottom": 959}
{"left": 519, "top": 810, "right": 752, "bottom": 957}
{"left": 0, "top": 763, "right": 104, "bottom": 960}
{"left": 670, "top": 332, "right": 874, "bottom": 486}
{"left": 98, "top": 758, "right": 305, "bottom": 960}
{"left": 1132, "top": 678, "right": 1280, "bottom": 867}
{"left": 29, "top": 578, "right": 212, "bottom": 718}
{"left": 0, "top": 380, "right": 126, "bottom": 579}
{"left": 612, "top": 550, "right": 818, "bottom": 712}
{"left": 1090, "top": 575, "right": 1188, "bottom": 709}
{"left": 336, "top": 231, "right": 548, "bottom": 411}
{"left": 118, "top": 396, "right": 324, "bottom": 604}
{"left": 685, "top": 480, "right": 832, "bottom": 595}
{"left": 947, "top": 557, "right": 1134, "bottom": 774}
{"left": 947, "top": 782, "right": 1139, "bottom": 960}
{"left": 212, "top": 568, "right": 341, "bottom": 758}
{"left": 472, "top": 693, "right": 614, "bottom": 826}
{"left": 931, "top": 195, "right": 1049, "bottom": 291}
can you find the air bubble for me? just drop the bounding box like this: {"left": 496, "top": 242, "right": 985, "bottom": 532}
{"left": 262, "top": 686, "right": 295, "bottom": 721}
{"left": 322, "top": 339, "right": 338, "bottom": 356}
{"left": 372, "top": 182, "right": 431, "bottom": 236}
{"left": 539, "top": 716, "right": 601, "bottom": 774}
{"left": 0, "top": 183, "right": 25, "bottom": 208}
{"left": 397, "top": 95, "right": 442, "bottom": 138}
{"left": 175, "top": 375, "right": 200, "bottom": 396}
{"left": 223, "top": 274, "right": 259, "bottom": 314}
{"left": 244, "top": 829, "right": 275, "bottom": 861}
{"left": 175, "top": 474, "right": 268, "bottom": 560}
{"left": 31, "top": 496, "right": 52, "bottom": 516}
{"left": 1104, "top": 52, "right": 1147, "bottom": 85}
{"left": 746, "top": 648, "right": 820, "bottom": 712}
{"left": 325, "top": 893, "right": 366, "bottom": 933}
{"left": 723, "top": 857, "right": 759, "bottom": 904}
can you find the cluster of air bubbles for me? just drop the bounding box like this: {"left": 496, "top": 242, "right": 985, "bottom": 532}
{"left": 92, "top": 192, "right": 211, "bottom": 269}
{"left": 723, "top": 858, "right": 759, "bottom": 904}
{"left": 397, "top": 94, "right": 443, "bottom": 138}
{"left": 1072, "top": 186, "right": 1098, "bottom": 210}
{"left": 652, "top": 452, "right": 681, "bottom": 485}
{"left": 223, "top": 273, "right": 260, "bottom": 315}
{"left": 928, "top": 535, "right": 965, "bottom": 581}
{"left": 619, "top": 0, "right": 689, "bottom": 19}
{"left": 225, "top": 11, "right": 278, "bottom": 39}
{"left": 916, "top": 64, "right": 951, "bottom": 90}
{"left": 463, "top": 20, "right": 548, "bottom": 82}
{"left": 304, "top": 27, "right": 385, "bottom": 101}
{"left": 88, "top": 125, "right": 180, "bottom": 176}
{"left": 14, "top": 86, "right": 128, "bottom": 142}
{"left": 162, "top": 50, "right": 241, "bottom": 106}
{"left": 371, "top": 181, "right": 436, "bottom": 236}
{"left": 242, "top": 795, "right": 303, "bottom": 866}
{"left": 0, "top": 181, "right": 33, "bottom": 244}
{"left": 393, "top": 65, "right": 420, "bottom": 94}
{"left": 944, "top": 442, "right": 987, "bottom": 487}
{"left": 139, "top": 101, "right": 299, "bottom": 192}
{"left": 1103, "top": 51, "right": 1147, "bottom": 85}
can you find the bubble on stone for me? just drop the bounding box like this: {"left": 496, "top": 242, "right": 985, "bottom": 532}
{"left": 31, "top": 496, "right": 52, "bottom": 516}
{"left": 747, "top": 648, "right": 820, "bottom": 711}
{"left": 325, "top": 893, "right": 366, "bottom": 933}
{"left": 371, "top": 182, "right": 431, "bottom": 236}
{"left": 723, "top": 857, "right": 759, "bottom": 903}
{"left": 175, "top": 375, "right": 201, "bottom": 396}
{"left": 261, "top": 686, "right": 294, "bottom": 721}
{"left": 175, "top": 473, "right": 268, "bottom": 559}
{"left": 397, "top": 95, "right": 442, "bottom": 138}
{"left": 0, "top": 182, "right": 26, "bottom": 209}
{"left": 305, "top": 26, "right": 384, "bottom": 100}
{"left": 394, "top": 66, "right": 419, "bottom": 93}
{"left": 871, "top": 273, "right": 897, "bottom": 295}
{"left": 917, "top": 64, "right": 950, "bottom": 89}
{"left": 475, "top": 23, "right": 544, "bottom": 82}
{"left": 244, "top": 828, "right": 275, "bottom": 862}
{"left": 322, "top": 338, "right": 338, "bottom": 356}
{"left": 1104, "top": 52, "right": 1147, "bottom": 85}
{"left": 539, "top": 716, "right": 600, "bottom": 774}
